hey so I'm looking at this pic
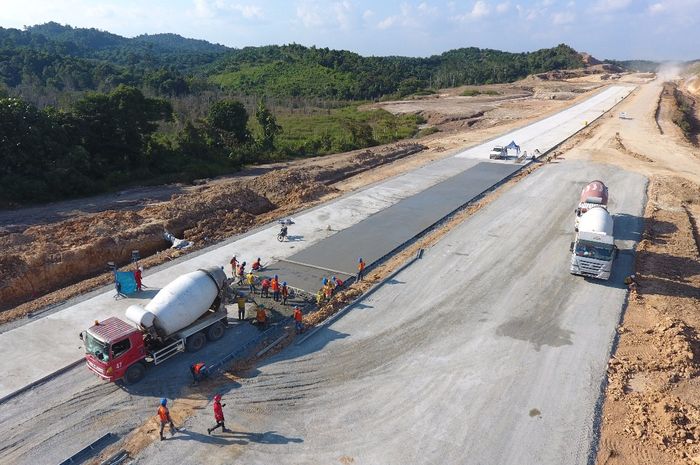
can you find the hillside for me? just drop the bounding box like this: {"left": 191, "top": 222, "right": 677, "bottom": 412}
{"left": 0, "top": 23, "right": 584, "bottom": 102}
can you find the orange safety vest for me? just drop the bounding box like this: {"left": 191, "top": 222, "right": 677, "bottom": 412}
{"left": 358, "top": 261, "right": 365, "bottom": 271}
{"left": 158, "top": 406, "right": 170, "bottom": 422}
{"left": 294, "top": 309, "right": 303, "bottom": 322}
{"left": 271, "top": 279, "right": 279, "bottom": 291}
{"left": 194, "top": 362, "right": 205, "bottom": 374}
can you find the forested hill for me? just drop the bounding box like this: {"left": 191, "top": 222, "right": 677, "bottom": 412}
{"left": 1, "top": 22, "right": 585, "bottom": 102}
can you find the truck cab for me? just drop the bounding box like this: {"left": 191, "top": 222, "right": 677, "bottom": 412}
{"left": 488, "top": 146, "right": 507, "bottom": 159}
{"left": 570, "top": 207, "right": 617, "bottom": 280}
{"left": 83, "top": 317, "right": 147, "bottom": 384}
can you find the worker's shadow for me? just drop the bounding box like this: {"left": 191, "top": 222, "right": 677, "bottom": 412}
{"left": 169, "top": 429, "right": 303, "bottom": 446}
{"left": 285, "top": 235, "right": 304, "bottom": 242}
{"left": 127, "top": 289, "right": 161, "bottom": 300}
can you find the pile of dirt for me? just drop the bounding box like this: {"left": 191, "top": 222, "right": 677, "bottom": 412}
{"left": 597, "top": 176, "right": 700, "bottom": 465}
{"left": 611, "top": 133, "right": 655, "bottom": 163}
{"left": 0, "top": 143, "right": 425, "bottom": 318}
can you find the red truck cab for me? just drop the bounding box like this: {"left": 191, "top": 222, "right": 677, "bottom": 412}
{"left": 83, "top": 317, "right": 148, "bottom": 384}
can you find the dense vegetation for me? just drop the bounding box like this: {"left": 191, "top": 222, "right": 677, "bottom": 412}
{"left": 0, "top": 22, "right": 587, "bottom": 206}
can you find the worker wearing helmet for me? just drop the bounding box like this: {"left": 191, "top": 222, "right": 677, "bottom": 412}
{"left": 157, "top": 398, "right": 177, "bottom": 440}
{"left": 281, "top": 281, "right": 289, "bottom": 306}
{"left": 333, "top": 276, "right": 344, "bottom": 290}
{"left": 207, "top": 394, "right": 229, "bottom": 435}
{"left": 271, "top": 275, "right": 280, "bottom": 302}
{"left": 357, "top": 258, "right": 365, "bottom": 281}
{"left": 293, "top": 306, "right": 303, "bottom": 334}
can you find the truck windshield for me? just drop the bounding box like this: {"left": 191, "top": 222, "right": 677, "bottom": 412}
{"left": 85, "top": 332, "right": 110, "bottom": 362}
{"left": 575, "top": 240, "right": 614, "bottom": 261}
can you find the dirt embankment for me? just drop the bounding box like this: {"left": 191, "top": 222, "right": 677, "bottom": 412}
{"left": 0, "top": 143, "right": 425, "bottom": 321}
{"left": 597, "top": 176, "right": 700, "bottom": 465}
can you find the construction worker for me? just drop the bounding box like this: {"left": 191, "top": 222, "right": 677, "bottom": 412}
{"left": 333, "top": 276, "right": 344, "bottom": 291}
{"left": 624, "top": 274, "right": 639, "bottom": 291}
{"left": 324, "top": 281, "right": 333, "bottom": 300}
{"left": 261, "top": 277, "right": 270, "bottom": 298}
{"left": 190, "top": 362, "right": 207, "bottom": 385}
{"left": 134, "top": 266, "right": 143, "bottom": 291}
{"left": 229, "top": 256, "right": 237, "bottom": 275}
{"left": 207, "top": 394, "right": 229, "bottom": 434}
{"left": 271, "top": 275, "right": 280, "bottom": 301}
{"left": 236, "top": 262, "right": 246, "bottom": 285}
{"left": 237, "top": 294, "right": 247, "bottom": 320}
{"left": 281, "top": 281, "right": 289, "bottom": 305}
{"left": 293, "top": 306, "right": 303, "bottom": 334}
{"left": 316, "top": 288, "right": 324, "bottom": 306}
{"left": 247, "top": 271, "right": 256, "bottom": 294}
{"left": 157, "top": 398, "right": 176, "bottom": 441}
{"left": 252, "top": 257, "right": 262, "bottom": 271}
{"left": 357, "top": 258, "right": 366, "bottom": 281}
{"left": 255, "top": 305, "right": 268, "bottom": 330}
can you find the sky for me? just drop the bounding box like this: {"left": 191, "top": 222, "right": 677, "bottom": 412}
{"left": 1, "top": 0, "right": 698, "bottom": 61}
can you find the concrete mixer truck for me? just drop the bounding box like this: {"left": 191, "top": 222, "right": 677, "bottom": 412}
{"left": 575, "top": 180, "right": 608, "bottom": 231}
{"left": 82, "top": 267, "right": 229, "bottom": 384}
{"left": 570, "top": 207, "right": 618, "bottom": 280}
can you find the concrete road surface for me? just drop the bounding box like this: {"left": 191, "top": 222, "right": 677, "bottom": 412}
{"left": 0, "top": 86, "right": 633, "bottom": 401}
{"left": 132, "top": 160, "right": 646, "bottom": 465}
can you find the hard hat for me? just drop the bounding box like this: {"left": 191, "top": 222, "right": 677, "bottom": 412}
{"left": 332, "top": 276, "right": 337, "bottom": 280}
{"left": 160, "top": 398, "right": 167, "bottom": 406}
{"left": 358, "top": 257, "right": 363, "bottom": 262}
{"left": 274, "top": 274, "right": 278, "bottom": 279}
{"left": 214, "top": 394, "right": 222, "bottom": 402}
{"left": 282, "top": 281, "right": 287, "bottom": 286}
{"left": 322, "top": 277, "right": 327, "bottom": 284}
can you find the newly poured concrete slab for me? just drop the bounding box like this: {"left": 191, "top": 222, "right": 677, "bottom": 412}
{"left": 289, "top": 162, "right": 520, "bottom": 275}
{"left": 262, "top": 260, "right": 353, "bottom": 295}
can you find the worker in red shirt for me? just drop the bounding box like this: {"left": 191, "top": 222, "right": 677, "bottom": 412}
{"left": 207, "top": 394, "right": 229, "bottom": 434}
{"left": 357, "top": 258, "right": 365, "bottom": 281}
{"left": 134, "top": 266, "right": 143, "bottom": 291}
{"left": 333, "top": 276, "right": 344, "bottom": 291}
{"left": 261, "top": 277, "right": 270, "bottom": 298}
{"left": 190, "top": 362, "right": 207, "bottom": 385}
{"left": 252, "top": 257, "right": 262, "bottom": 271}
{"left": 157, "top": 398, "right": 177, "bottom": 441}
{"left": 293, "top": 306, "right": 303, "bottom": 334}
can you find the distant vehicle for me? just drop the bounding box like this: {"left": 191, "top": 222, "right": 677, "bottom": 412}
{"left": 570, "top": 207, "right": 617, "bottom": 280}
{"left": 619, "top": 112, "right": 632, "bottom": 119}
{"left": 489, "top": 145, "right": 507, "bottom": 159}
{"left": 82, "top": 267, "right": 229, "bottom": 384}
{"left": 575, "top": 180, "right": 608, "bottom": 231}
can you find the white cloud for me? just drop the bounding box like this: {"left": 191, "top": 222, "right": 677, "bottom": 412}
{"left": 496, "top": 1, "right": 511, "bottom": 13}
{"left": 362, "top": 9, "right": 374, "bottom": 20}
{"left": 377, "top": 16, "right": 397, "bottom": 29}
{"left": 417, "top": 2, "right": 439, "bottom": 15}
{"left": 453, "top": 0, "right": 491, "bottom": 22}
{"left": 648, "top": 2, "right": 666, "bottom": 13}
{"left": 375, "top": 3, "right": 422, "bottom": 30}
{"left": 231, "top": 4, "right": 263, "bottom": 19}
{"left": 296, "top": 0, "right": 324, "bottom": 27}
{"left": 334, "top": 1, "right": 353, "bottom": 30}
{"left": 592, "top": 0, "right": 631, "bottom": 12}
{"left": 551, "top": 10, "right": 575, "bottom": 24}
{"left": 192, "top": 0, "right": 263, "bottom": 19}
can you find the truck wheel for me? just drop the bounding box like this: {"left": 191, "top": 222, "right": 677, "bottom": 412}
{"left": 123, "top": 362, "right": 146, "bottom": 385}
{"left": 206, "top": 322, "right": 225, "bottom": 341}
{"left": 186, "top": 332, "right": 207, "bottom": 352}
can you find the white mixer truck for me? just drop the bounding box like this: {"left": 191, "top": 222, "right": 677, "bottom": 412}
{"left": 574, "top": 180, "right": 609, "bottom": 231}
{"left": 82, "top": 267, "right": 229, "bottom": 384}
{"left": 570, "top": 207, "right": 618, "bottom": 280}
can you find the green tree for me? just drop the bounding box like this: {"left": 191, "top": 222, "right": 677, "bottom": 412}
{"left": 255, "top": 100, "right": 282, "bottom": 151}
{"left": 208, "top": 99, "right": 249, "bottom": 144}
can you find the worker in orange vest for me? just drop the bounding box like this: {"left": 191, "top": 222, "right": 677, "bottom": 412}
{"left": 190, "top": 362, "right": 207, "bottom": 385}
{"left": 157, "top": 398, "right": 177, "bottom": 441}
{"left": 293, "top": 306, "right": 303, "bottom": 334}
{"left": 271, "top": 275, "right": 280, "bottom": 301}
{"left": 255, "top": 305, "right": 268, "bottom": 330}
{"left": 357, "top": 258, "right": 366, "bottom": 281}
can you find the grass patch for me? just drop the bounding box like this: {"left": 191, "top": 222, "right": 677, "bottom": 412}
{"left": 460, "top": 88, "right": 500, "bottom": 97}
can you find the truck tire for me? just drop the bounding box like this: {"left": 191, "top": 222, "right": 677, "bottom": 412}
{"left": 206, "top": 321, "right": 225, "bottom": 341}
{"left": 186, "top": 332, "right": 207, "bottom": 352}
{"left": 123, "top": 362, "right": 146, "bottom": 385}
